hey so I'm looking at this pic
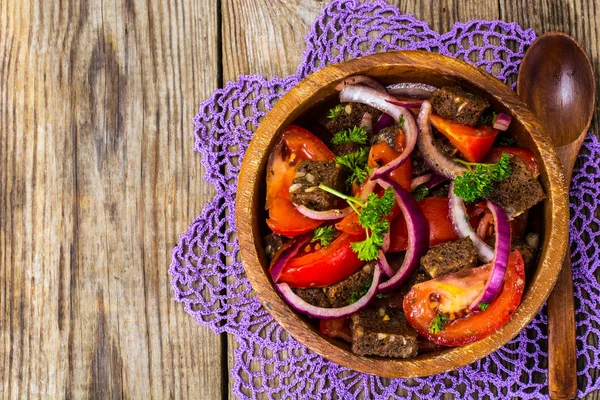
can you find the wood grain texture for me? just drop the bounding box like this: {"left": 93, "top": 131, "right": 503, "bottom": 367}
{"left": 1, "top": 0, "right": 599, "bottom": 399}
{"left": 0, "top": 0, "right": 224, "bottom": 399}
{"left": 518, "top": 32, "right": 596, "bottom": 399}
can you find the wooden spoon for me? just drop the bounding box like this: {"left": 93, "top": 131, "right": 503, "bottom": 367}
{"left": 517, "top": 32, "right": 596, "bottom": 399}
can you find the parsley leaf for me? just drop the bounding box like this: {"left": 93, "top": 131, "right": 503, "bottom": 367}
{"left": 332, "top": 126, "right": 368, "bottom": 145}
{"left": 351, "top": 188, "right": 395, "bottom": 261}
{"left": 327, "top": 104, "right": 345, "bottom": 119}
{"left": 412, "top": 185, "right": 429, "bottom": 201}
{"left": 453, "top": 152, "right": 512, "bottom": 203}
{"left": 335, "top": 148, "right": 370, "bottom": 187}
{"left": 318, "top": 185, "right": 395, "bottom": 262}
{"left": 349, "top": 279, "right": 372, "bottom": 304}
{"left": 479, "top": 302, "right": 490, "bottom": 311}
{"left": 311, "top": 226, "right": 338, "bottom": 247}
{"left": 429, "top": 313, "right": 449, "bottom": 334}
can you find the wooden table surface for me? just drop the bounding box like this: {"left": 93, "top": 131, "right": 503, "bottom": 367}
{"left": 1, "top": 0, "right": 599, "bottom": 399}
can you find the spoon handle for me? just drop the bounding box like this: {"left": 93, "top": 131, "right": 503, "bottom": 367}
{"left": 547, "top": 255, "right": 577, "bottom": 399}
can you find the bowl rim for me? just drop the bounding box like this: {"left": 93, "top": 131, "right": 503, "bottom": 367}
{"left": 236, "top": 50, "right": 569, "bottom": 378}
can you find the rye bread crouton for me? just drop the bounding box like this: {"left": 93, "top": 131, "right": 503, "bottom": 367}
{"left": 487, "top": 157, "right": 545, "bottom": 218}
{"left": 324, "top": 263, "right": 375, "bottom": 307}
{"left": 420, "top": 237, "right": 478, "bottom": 278}
{"left": 289, "top": 160, "right": 346, "bottom": 211}
{"left": 320, "top": 103, "right": 382, "bottom": 135}
{"left": 292, "top": 288, "right": 331, "bottom": 308}
{"left": 370, "top": 125, "right": 402, "bottom": 148}
{"left": 351, "top": 306, "right": 419, "bottom": 358}
{"left": 264, "top": 233, "right": 285, "bottom": 261}
{"left": 331, "top": 141, "right": 364, "bottom": 157}
{"left": 430, "top": 86, "right": 489, "bottom": 126}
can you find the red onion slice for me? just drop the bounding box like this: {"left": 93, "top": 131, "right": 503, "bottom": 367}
{"left": 360, "top": 112, "right": 373, "bottom": 134}
{"left": 416, "top": 101, "right": 468, "bottom": 179}
{"left": 386, "top": 99, "right": 424, "bottom": 108}
{"left": 448, "top": 182, "right": 494, "bottom": 263}
{"left": 493, "top": 113, "right": 512, "bottom": 131}
{"left": 295, "top": 205, "right": 352, "bottom": 221}
{"left": 410, "top": 173, "right": 433, "bottom": 191}
{"left": 375, "top": 113, "right": 394, "bottom": 132}
{"left": 269, "top": 233, "right": 312, "bottom": 283}
{"left": 377, "top": 250, "right": 395, "bottom": 278}
{"left": 275, "top": 266, "right": 381, "bottom": 319}
{"left": 335, "top": 75, "right": 387, "bottom": 92}
{"left": 339, "top": 85, "right": 418, "bottom": 179}
{"left": 425, "top": 174, "right": 449, "bottom": 190}
{"left": 410, "top": 173, "right": 449, "bottom": 191}
{"left": 468, "top": 201, "right": 511, "bottom": 310}
{"left": 386, "top": 82, "right": 438, "bottom": 99}
{"left": 376, "top": 177, "right": 429, "bottom": 292}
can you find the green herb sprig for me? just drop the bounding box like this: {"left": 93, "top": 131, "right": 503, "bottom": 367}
{"left": 332, "top": 126, "right": 368, "bottom": 145}
{"left": 411, "top": 185, "right": 429, "bottom": 201}
{"left": 335, "top": 148, "right": 371, "bottom": 187}
{"left": 429, "top": 313, "right": 449, "bottom": 334}
{"left": 318, "top": 185, "right": 395, "bottom": 261}
{"left": 453, "top": 152, "right": 512, "bottom": 203}
{"left": 311, "top": 226, "right": 338, "bottom": 247}
{"left": 478, "top": 302, "right": 490, "bottom": 311}
{"left": 327, "top": 104, "right": 345, "bottom": 119}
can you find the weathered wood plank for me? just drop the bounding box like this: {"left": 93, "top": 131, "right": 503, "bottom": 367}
{"left": 0, "top": 0, "right": 224, "bottom": 399}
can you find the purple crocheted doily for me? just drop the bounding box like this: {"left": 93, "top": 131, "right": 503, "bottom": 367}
{"left": 169, "top": 1, "right": 600, "bottom": 398}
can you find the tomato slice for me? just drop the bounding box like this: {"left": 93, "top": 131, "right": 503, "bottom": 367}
{"left": 278, "top": 232, "right": 365, "bottom": 288}
{"left": 430, "top": 114, "right": 498, "bottom": 162}
{"left": 403, "top": 251, "right": 525, "bottom": 346}
{"left": 388, "top": 197, "right": 481, "bottom": 252}
{"left": 266, "top": 126, "right": 335, "bottom": 237}
{"left": 320, "top": 318, "right": 352, "bottom": 342}
{"left": 368, "top": 140, "right": 412, "bottom": 192}
{"left": 484, "top": 147, "right": 540, "bottom": 177}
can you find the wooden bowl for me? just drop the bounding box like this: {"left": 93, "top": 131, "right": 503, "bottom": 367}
{"left": 236, "top": 51, "right": 569, "bottom": 378}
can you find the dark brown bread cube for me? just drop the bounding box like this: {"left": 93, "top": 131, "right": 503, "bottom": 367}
{"left": 430, "top": 86, "right": 490, "bottom": 126}
{"left": 324, "top": 263, "right": 375, "bottom": 307}
{"left": 331, "top": 141, "right": 363, "bottom": 157}
{"left": 420, "top": 237, "right": 478, "bottom": 278}
{"left": 292, "top": 288, "right": 331, "bottom": 308}
{"left": 370, "top": 125, "right": 402, "bottom": 148}
{"left": 289, "top": 160, "right": 346, "bottom": 211}
{"left": 487, "top": 157, "right": 546, "bottom": 218}
{"left": 320, "top": 102, "right": 382, "bottom": 134}
{"left": 351, "top": 307, "right": 419, "bottom": 358}
{"left": 435, "top": 132, "right": 459, "bottom": 157}
{"left": 264, "top": 233, "right": 285, "bottom": 261}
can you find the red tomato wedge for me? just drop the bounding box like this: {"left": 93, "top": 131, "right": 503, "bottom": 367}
{"left": 278, "top": 232, "right": 365, "bottom": 288}
{"left": 484, "top": 147, "right": 540, "bottom": 177}
{"left": 388, "top": 197, "right": 482, "bottom": 252}
{"left": 368, "top": 140, "right": 412, "bottom": 192}
{"left": 403, "top": 251, "right": 525, "bottom": 346}
{"left": 430, "top": 114, "right": 498, "bottom": 162}
{"left": 319, "top": 318, "right": 352, "bottom": 342}
{"left": 266, "top": 126, "right": 335, "bottom": 237}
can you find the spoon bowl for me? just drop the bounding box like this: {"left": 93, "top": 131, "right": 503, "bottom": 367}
{"left": 518, "top": 32, "right": 596, "bottom": 175}
{"left": 517, "top": 32, "right": 596, "bottom": 399}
